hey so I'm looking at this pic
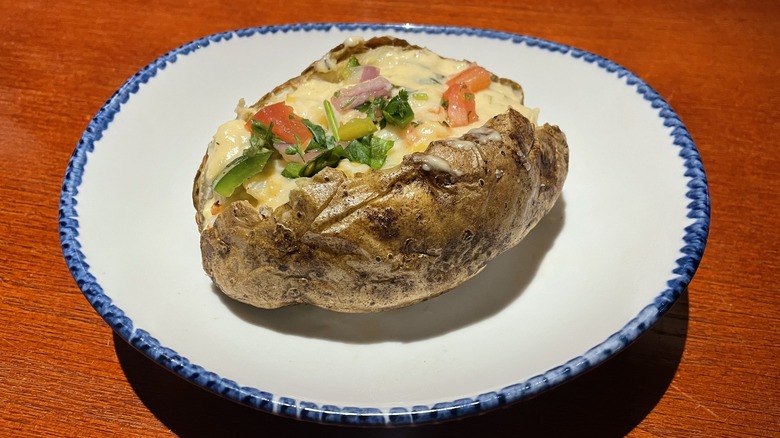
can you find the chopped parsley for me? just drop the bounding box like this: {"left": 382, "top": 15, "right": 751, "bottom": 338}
{"left": 341, "top": 135, "right": 394, "bottom": 170}
{"left": 382, "top": 89, "right": 414, "bottom": 128}
{"left": 223, "top": 81, "right": 412, "bottom": 184}
{"left": 356, "top": 88, "right": 414, "bottom": 129}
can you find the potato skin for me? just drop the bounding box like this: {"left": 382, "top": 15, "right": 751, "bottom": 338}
{"left": 197, "top": 109, "right": 568, "bottom": 312}
{"left": 193, "top": 38, "right": 569, "bottom": 312}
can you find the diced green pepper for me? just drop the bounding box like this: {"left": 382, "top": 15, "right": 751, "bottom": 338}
{"left": 281, "top": 162, "right": 305, "bottom": 179}
{"left": 300, "top": 150, "right": 342, "bottom": 177}
{"left": 338, "top": 117, "right": 377, "bottom": 141}
{"left": 213, "top": 150, "right": 272, "bottom": 197}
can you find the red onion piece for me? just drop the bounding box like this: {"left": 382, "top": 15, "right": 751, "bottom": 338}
{"left": 345, "top": 65, "right": 380, "bottom": 83}
{"left": 331, "top": 76, "right": 393, "bottom": 111}
{"left": 274, "top": 143, "right": 300, "bottom": 162}
{"left": 273, "top": 143, "right": 322, "bottom": 163}
{"left": 357, "top": 65, "right": 380, "bottom": 82}
{"left": 302, "top": 150, "right": 322, "bottom": 162}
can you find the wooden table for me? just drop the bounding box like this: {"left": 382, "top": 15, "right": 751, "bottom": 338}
{"left": 2, "top": 1, "right": 778, "bottom": 436}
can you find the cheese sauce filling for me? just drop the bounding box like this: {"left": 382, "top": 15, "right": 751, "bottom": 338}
{"left": 202, "top": 40, "right": 538, "bottom": 220}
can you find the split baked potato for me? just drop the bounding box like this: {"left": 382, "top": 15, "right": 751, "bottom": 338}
{"left": 193, "top": 36, "right": 569, "bottom": 312}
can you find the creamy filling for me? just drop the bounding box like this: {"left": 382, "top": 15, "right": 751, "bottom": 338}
{"left": 201, "top": 39, "right": 538, "bottom": 221}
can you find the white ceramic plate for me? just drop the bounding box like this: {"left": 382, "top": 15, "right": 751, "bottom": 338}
{"left": 60, "top": 23, "right": 709, "bottom": 426}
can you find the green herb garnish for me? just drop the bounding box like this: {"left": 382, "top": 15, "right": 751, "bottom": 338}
{"left": 248, "top": 119, "right": 279, "bottom": 150}
{"left": 281, "top": 118, "right": 341, "bottom": 179}
{"left": 356, "top": 88, "right": 414, "bottom": 129}
{"left": 356, "top": 97, "right": 388, "bottom": 127}
{"left": 341, "top": 135, "right": 394, "bottom": 170}
{"left": 382, "top": 89, "right": 413, "bottom": 128}
{"left": 323, "top": 99, "right": 341, "bottom": 142}
{"left": 284, "top": 149, "right": 343, "bottom": 179}
{"left": 301, "top": 118, "right": 337, "bottom": 152}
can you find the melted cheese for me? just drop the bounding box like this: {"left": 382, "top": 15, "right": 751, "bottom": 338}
{"left": 243, "top": 159, "right": 299, "bottom": 210}
{"left": 203, "top": 39, "right": 538, "bottom": 218}
{"left": 205, "top": 119, "right": 251, "bottom": 183}
{"left": 412, "top": 154, "right": 463, "bottom": 176}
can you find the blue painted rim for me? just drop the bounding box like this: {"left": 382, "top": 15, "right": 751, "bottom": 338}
{"left": 58, "top": 22, "right": 710, "bottom": 426}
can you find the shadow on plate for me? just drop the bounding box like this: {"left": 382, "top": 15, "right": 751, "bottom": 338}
{"left": 211, "top": 197, "right": 567, "bottom": 343}
{"left": 115, "top": 287, "right": 689, "bottom": 437}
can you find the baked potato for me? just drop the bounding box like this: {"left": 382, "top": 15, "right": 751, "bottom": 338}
{"left": 193, "top": 36, "right": 569, "bottom": 313}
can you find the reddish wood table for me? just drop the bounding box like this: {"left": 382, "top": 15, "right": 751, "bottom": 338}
{"left": 1, "top": 1, "right": 778, "bottom": 436}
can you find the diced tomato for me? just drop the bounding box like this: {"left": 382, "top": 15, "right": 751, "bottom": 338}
{"left": 446, "top": 65, "right": 491, "bottom": 93}
{"left": 249, "top": 102, "right": 312, "bottom": 147}
{"left": 443, "top": 83, "right": 478, "bottom": 127}
{"left": 442, "top": 65, "right": 490, "bottom": 127}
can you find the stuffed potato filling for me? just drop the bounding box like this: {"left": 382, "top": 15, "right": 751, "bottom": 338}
{"left": 201, "top": 38, "right": 539, "bottom": 222}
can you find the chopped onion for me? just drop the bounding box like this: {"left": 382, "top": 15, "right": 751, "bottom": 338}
{"left": 356, "top": 65, "right": 380, "bottom": 82}
{"left": 273, "top": 143, "right": 321, "bottom": 163}
{"left": 331, "top": 76, "right": 393, "bottom": 111}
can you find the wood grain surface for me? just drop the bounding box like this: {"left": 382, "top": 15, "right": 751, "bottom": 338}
{"left": 1, "top": 1, "right": 778, "bottom": 436}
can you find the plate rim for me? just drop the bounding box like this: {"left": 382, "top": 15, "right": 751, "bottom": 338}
{"left": 58, "top": 22, "right": 710, "bottom": 426}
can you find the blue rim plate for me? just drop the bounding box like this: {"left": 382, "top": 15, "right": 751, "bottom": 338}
{"left": 59, "top": 23, "right": 709, "bottom": 426}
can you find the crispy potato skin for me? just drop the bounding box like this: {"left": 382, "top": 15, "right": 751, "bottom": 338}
{"left": 193, "top": 37, "right": 569, "bottom": 312}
